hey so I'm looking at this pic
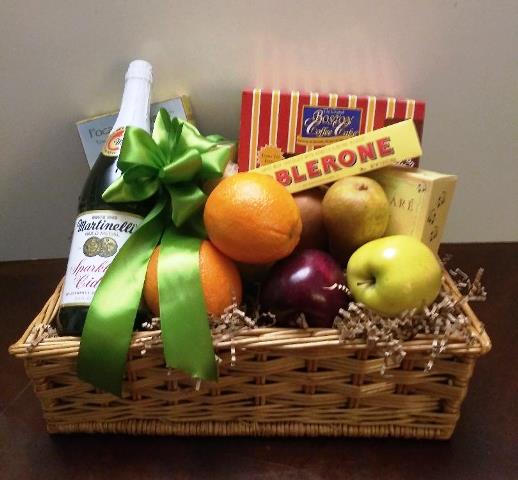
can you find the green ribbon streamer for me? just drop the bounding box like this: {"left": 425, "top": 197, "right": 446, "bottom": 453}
{"left": 159, "top": 229, "right": 217, "bottom": 380}
{"left": 77, "top": 110, "right": 231, "bottom": 396}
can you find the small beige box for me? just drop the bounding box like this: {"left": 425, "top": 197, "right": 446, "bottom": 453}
{"left": 369, "top": 166, "right": 457, "bottom": 253}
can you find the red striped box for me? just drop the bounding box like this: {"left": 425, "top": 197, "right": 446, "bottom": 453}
{"left": 238, "top": 90, "right": 425, "bottom": 172}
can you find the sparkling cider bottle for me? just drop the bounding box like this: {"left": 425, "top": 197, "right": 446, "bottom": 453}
{"left": 57, "top": 60, "right": 153, "bottom": 336}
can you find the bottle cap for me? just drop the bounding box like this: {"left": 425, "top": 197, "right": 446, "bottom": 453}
{"left": 125, "top": 60, "right": 153, "bottom": 82}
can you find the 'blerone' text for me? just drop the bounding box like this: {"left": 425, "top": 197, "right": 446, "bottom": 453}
{"left": 254, "top": 119, "right": 422, "bottom": 194}
{"left": 275, "top": 137, "right": 394, "bottom": 187}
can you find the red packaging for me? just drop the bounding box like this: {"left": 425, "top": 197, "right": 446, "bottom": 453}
{"left": 238, "top": 89, "right": 425, "bottom": 172}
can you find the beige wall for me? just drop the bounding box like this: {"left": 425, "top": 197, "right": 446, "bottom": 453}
{"left": 1, "top": 0, "right": 517, "bottom": 260}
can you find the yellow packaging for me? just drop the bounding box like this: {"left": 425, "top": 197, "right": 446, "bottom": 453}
{"left": 369, "top": 166, "right": 457, "bottom": 254}
{"left": 255, "top": 120, "right": 422, "bottom": 193}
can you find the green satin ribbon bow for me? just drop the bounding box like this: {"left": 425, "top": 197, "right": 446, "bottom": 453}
{"left": 77, "top": 110, "right": 231, "bottom": 396}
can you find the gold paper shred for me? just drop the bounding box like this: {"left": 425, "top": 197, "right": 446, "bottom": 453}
{"left": 43, "top": 265, "right": 484, "bottom": 381}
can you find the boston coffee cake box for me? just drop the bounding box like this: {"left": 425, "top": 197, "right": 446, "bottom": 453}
{"left": 238, "top": 89, "right": 425, "bottom": 172}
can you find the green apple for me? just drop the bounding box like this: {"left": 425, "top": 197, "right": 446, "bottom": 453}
{"left": 346, "top": 235, "right": 442, "bottom": 316}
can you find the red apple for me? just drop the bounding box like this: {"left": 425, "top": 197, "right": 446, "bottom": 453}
{"left": 260, "top": 249, "right": 348, "bottom": 328}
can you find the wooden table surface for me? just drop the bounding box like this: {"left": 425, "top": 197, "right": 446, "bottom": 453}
{"left": 1, "top": 243, "right": 517, "bottom": 480}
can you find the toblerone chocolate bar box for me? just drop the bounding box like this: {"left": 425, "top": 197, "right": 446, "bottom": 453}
{"left": 77, "top": 96, "right": 194, "bottom": 168}
{"left": 239, "top": 89, "right": 425, "bottom": 172}
{"left": 255, "top": 120, "right": 422, "bottom": 193}
{"left": 368, "top": 166, "right": 457, "bottom": 254}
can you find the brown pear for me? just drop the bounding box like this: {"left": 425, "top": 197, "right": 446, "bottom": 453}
{"left": 293, "top": 188, "right": 328, "bottom": 250}
{"left": 322, "top": 176, "right": 389, "bottom": 264}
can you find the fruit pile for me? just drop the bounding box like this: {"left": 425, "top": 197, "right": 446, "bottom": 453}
{"left": 143, "top": 169, "right": 443, "bottom": 329}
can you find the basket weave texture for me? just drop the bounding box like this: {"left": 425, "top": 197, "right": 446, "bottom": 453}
{"left": 9, "top": 272, "right": 490, "bottom": 439}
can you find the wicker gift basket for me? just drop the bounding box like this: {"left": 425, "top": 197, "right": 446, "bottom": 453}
{"left": 9, "top": 269, "right": 490, "bottom": 439}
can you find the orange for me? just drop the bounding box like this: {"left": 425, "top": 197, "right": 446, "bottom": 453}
{"left": 143, "top": 241, "right": 242, "bottom": 317}
{"left": 203, "top": 172, "right": 302, "bottom": 264}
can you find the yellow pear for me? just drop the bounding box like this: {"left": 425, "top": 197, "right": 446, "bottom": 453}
{"left": 322, "top": 176, "right": 389, "bottom": 264}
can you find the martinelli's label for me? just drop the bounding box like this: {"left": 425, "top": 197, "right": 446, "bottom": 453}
{"left": 61, "top": 210, "right": 143, "bottom": 307}
{"left": 101, "top": 127, "right": 125, "bottom": 157}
